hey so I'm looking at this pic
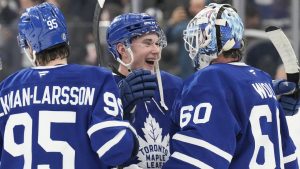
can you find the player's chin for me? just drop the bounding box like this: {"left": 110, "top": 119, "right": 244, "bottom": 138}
{"left": 144, "top": 63, "right": 155, "bottom": 72}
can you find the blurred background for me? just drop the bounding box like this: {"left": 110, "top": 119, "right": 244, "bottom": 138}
{"left": 0, "top": 0, "right": 299, "bottom": 81}
{"left": 0, "top": 0, "right": 299, "bottom": 165}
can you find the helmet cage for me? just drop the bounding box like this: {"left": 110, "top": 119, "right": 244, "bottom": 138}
{"left": 183, "top": 3, "right": 244, "bottom": 69}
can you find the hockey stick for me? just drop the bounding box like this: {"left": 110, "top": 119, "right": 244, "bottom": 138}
{"left": 93, "top": 0, "right": 106, "bottom": 66}
{"left": 265, "top": 26, "right": 300, "bottom": 96}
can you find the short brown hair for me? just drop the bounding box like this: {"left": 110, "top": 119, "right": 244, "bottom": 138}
{"left": 35, "top": 43, "right": 70, "bottom": 66}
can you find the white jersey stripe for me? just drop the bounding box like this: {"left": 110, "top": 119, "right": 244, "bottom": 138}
{"left": 283, "top": 153, "right": 298, "bottom": 164}
{"left": 173, "top": 133, "right": 232, "bottom": 162}
{"left": 97, "top": 129, "right": 126, "bottom": 158}
{"left": 276, "top": 109, "right": 285, "bottom": 169}
{"left": 172, "top": 151, "right": 213, "bottom": 169}
{"left": 87, "top": 121, "right": 137, "bottom": 137}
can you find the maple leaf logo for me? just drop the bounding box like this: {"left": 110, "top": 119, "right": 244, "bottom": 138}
{"left": 137, "top": 114, "right": 170, "bottom": 169}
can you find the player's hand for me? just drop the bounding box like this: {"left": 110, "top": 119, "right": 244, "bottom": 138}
{"left": 279, "top": 95, "right": 300, "bottom": 116}
{"left": 272, "top": 79, "right": 300, "bottom": 116}
{"left": 272, "top": 79, "right": 296, "bottom": 95}
{"left": 118, "top": 69, "right": 157, "bottom": 120}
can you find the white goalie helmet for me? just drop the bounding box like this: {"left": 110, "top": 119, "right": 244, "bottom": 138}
{"left": 183, "top": 3, "right": 244, "bottom": 69}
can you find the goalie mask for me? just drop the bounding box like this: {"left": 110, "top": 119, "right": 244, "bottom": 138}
{"left": 17, "top": 2, "right": 69, "bottom": 64}
{"left": 183, "top": 3, "right": 244, "bottom": 69}
{"left": 106, "top": 13, "right": 167, "bottom": 67}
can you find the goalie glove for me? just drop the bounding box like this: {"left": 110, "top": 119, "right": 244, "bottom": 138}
{"left": 272, "top": 79, "right": 300, "bottom": 116}
{"left": 118, "top": 69, "right": 157, "bottom": 120}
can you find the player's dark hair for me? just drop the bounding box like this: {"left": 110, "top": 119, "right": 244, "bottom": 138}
{"left": 223, "top": 48, "right": 243, "bottom": 61}
{"left": 222, "top": 38, "right": 245, "bottom": 61}
{"left": 35, "top": 43, "right": 70, "bottom": 66}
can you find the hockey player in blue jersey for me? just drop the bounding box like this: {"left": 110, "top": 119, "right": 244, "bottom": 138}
{"left": 163, "top": 3, "right": 299, "bottom": 169}
{"left": 106, "top": 13, "right": 183, "bottom": 168}
{"left": 0, "top": 2, "right": 138, "bottom": 169}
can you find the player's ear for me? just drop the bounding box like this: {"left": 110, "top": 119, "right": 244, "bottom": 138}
{"left": 116, "top": 43, "right": 129, "bottom": 61}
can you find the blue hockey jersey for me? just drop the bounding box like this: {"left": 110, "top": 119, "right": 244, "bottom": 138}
{"left": 163, "top": 62, "right": 298, "bottom": 169}
{"left": 0, "top": 64, "right": 137, "bottom": 169}
{"left": 114, "top": 71, "right": 183, "bottom": 169}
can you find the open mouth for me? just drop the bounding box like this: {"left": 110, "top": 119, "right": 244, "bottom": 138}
{"left": 145, "top": 60, "right": 155, "bottom": 65}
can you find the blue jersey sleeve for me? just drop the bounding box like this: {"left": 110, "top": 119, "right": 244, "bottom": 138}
{"left": 87, "top": 72, "right": 138, "bottom": 166}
